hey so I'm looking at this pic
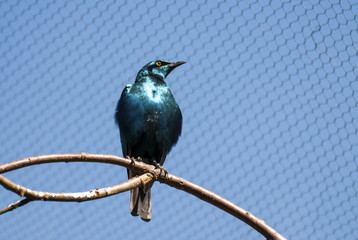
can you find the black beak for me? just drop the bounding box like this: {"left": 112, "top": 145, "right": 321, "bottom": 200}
{"left": 168, "top": 61, "right": 186, "bottom": 68}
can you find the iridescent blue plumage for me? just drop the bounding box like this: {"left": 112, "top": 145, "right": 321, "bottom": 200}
{"left": 115, "top": 60, "right": 185, "bottom": 221}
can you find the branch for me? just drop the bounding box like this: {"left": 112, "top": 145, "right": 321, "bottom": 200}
{"left": 0, "top": 173, "right": 153, "bottom": 202}
{"left": 0, "top": 198, "right": 33, "bottom": 215}
{"left": 0, "top": 153, "right": 286, "bottom": 240}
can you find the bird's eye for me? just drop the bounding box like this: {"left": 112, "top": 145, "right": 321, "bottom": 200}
{"left": 156, "top": 61, "right": 162, "bottom": 66}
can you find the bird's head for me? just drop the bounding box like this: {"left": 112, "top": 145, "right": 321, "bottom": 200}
{"left": 136, "top": 60, "right": 186, "bottom": 81}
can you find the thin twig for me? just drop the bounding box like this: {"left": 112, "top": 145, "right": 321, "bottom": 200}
{"left": 0, "top": 153, "right": 286, "bottom": 240}
{"left": 0, "top": 198, "right": 33, "bottom": 214}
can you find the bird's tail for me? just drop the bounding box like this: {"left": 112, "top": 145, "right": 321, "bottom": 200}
{"left": 130, "top": 185, "right": 151, "bottom": 221}
{"left": 128, "top": 169, "right": 152, "bottom": 221}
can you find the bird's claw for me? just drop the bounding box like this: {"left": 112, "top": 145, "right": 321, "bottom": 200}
{"left": 153, "top": 160, "right": 168, "bottom": 177}
{"left": 127, "top": 156, "right": 142, "bottom": 166}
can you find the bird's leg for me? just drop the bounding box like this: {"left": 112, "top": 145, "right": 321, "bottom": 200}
{"left": 153, "top": 160, "right": 168, "bottom": 177}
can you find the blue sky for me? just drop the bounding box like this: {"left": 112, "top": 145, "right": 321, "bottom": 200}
{"left": 1, "top": 0, "right": 357, "bottom": 239}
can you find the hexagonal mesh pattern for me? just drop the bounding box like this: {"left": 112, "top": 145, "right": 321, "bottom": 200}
{"left": 1, "top": 0, "right": 357, "bottom": 239}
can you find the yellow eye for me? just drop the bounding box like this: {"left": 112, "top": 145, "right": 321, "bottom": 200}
{"left": 156, "top": 61, "right": 162, "bottom": 66}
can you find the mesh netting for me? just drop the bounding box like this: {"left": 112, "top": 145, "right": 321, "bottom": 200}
{"left": 1, "top": 0, "right": 357, "bottom": 239}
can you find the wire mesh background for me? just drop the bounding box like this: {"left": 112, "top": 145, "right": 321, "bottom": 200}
{"left": 1, "top": 0, "right": 357, "bottom": 239}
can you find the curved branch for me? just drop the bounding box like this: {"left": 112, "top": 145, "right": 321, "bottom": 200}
{"left": 0, "top": 173, "right": 153, "bottom": 201}
{"left": 0, "top": 153, "right": 151, "bottom": 174}
{"left": 159, "top": 174, "right": 284, "bottom": 240}
{"left": 0, "top": 153, "right": 286, "bottom": 240}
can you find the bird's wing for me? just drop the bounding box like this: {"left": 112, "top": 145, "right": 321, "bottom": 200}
{"left": 115, "top": 84, "right": 131, "bottom": 156}
{"left": 114, "top": 84, "right": 131, "bottom": 128}
{"left": 170, "top": 106, "right": 183, "bottom": 146}
{"left": 158, "top": 106, "right": 182, "bottom": 166}
{"left": 115, "top": 84, "right": 146, "bottom": 144}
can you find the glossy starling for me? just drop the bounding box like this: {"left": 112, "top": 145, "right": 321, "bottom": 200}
{"left": 115, "top": 60, "right": 185, "bottom": 221}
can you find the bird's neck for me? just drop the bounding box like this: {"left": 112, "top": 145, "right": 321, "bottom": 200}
{"left": 136, "top": 72, "right": 165, "bottom": 84}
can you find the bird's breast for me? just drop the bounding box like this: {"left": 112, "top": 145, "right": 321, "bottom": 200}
{"left": 140, "top": 82, "right": 170, "bottom": 104}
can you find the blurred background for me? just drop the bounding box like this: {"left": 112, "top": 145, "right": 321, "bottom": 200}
{"left": 1, "top": 0, "right": 357, "bottom": 239}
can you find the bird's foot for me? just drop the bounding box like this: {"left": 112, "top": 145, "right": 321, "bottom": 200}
{"left": 127, "top": 156, "right": 142, "bottom": 166}
{"left": 126, "top": 156, "right": 135, "bottom": 166}
{"left": 153, "top": 160, "right": 168, "bottom": 177}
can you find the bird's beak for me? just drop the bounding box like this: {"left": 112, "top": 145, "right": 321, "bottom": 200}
{"left": 168, "top": 61, "right": 186, "bottom": 68}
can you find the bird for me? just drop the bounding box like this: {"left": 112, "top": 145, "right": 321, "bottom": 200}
{"left": 115, "top": 60, "right": 185, "bottom": 221}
